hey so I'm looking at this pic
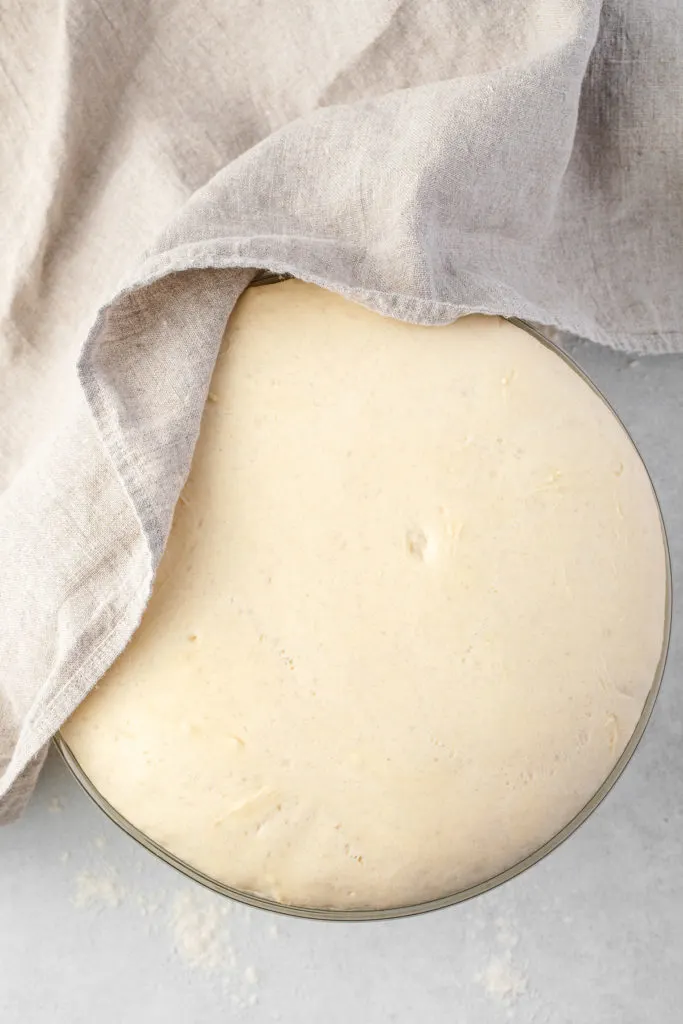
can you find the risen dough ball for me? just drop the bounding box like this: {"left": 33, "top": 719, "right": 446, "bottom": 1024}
{"left": 63, "top": 281, "right": 667, "bottom": 911}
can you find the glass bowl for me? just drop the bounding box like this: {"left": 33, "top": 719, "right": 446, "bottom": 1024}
{"left": 54, "top": 289, "right": 673, "bottom": 921}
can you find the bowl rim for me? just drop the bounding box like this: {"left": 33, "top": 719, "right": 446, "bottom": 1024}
{"left": 54, "top": 307, "right": 674, "bottom": 922}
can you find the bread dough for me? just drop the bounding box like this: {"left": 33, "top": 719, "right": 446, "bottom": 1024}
{"left": 63, "top": 280, "right": 668, "bottom": 911}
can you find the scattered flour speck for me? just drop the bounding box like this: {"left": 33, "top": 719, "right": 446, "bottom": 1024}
{"left": 476, "top": 951, "right": 528, "bottom": 1006}
{"left": 93, "top": 835, "right": 106, "bottom": 850}
{"left": 73, "top": 869, "right": 125, "bottom": 910}
{"left": 166, "top": 888, "right": 263, "bottom": 1004}
{"left": 48, "top": 797, "right": 64, "bottom": 813}
{"left": 59, "top": 851, "right": 70, "bottom": 863}
{"left": 71, "top": 861, "right": 265, "bottom": 1003}
{"left": 169, "top": 890, "right": 228, "bottom": 974}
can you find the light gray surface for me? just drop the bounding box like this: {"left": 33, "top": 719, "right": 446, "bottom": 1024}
{"left": 1, "top": 340, "right": 681, "bottom": 1023}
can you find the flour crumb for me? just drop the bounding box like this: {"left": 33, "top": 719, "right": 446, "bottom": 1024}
{"left": 169, "top": 890, "right": 227, "bottom": 974}
{"left": 49, "top": 797, "right": 64, "bottom": 813}
{"left": 268, "top": 922, "right": 279, "bottom": 939}
{"left": 164, "top": 888, "right": 266, "bottom": 1006}
{"left": 59, "top": 851, "right": 70, "bottom": 864}
{"left": 93, "top": 835, "right": 106, "bottom": 850}
{"left": 476, "top": 951, "right": 528, "bottom": 1006}
{"left": 73, "top": 869, "right": 125, "bottom": 910}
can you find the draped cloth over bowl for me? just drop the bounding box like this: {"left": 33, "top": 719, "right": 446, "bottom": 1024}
{"left": 0, "top": 0, "right": 681, "bottom": 817}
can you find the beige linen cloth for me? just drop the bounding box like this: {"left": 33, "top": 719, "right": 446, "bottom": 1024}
{"left": 1, "top": 0, "right": 681, "bottom": 819}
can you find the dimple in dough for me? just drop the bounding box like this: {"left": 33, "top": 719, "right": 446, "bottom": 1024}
{"left": 63, "top": 280, "right": 668, "bottom": 911}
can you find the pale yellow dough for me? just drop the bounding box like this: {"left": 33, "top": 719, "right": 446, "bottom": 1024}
{"left": 63, "top": 280, "right": 667, "bottom": 911}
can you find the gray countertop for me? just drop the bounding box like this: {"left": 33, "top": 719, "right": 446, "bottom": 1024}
{"left": 2, "top": 338, "right": 681, "bottom": 1024}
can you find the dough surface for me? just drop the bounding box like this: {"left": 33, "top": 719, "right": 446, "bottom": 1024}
{"left": 63, "top": 281, "right": 668, "bottom": 910}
